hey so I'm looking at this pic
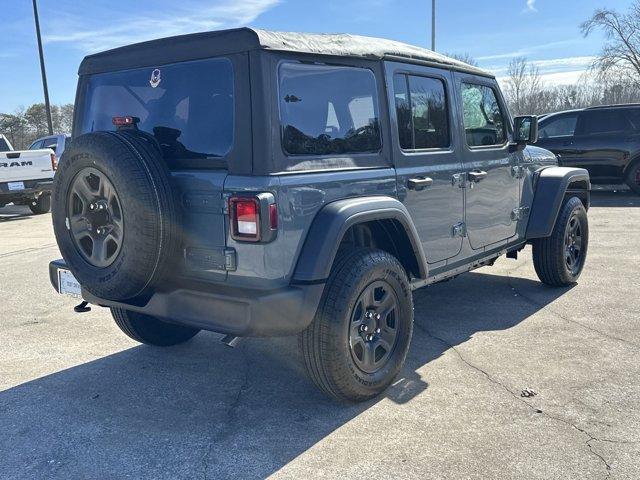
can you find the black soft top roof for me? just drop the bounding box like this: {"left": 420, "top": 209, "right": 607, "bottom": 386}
{"left": 78, "top": 27, "right": 491, "bottom": 77}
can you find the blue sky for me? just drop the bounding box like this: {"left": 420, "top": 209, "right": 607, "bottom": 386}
{"left": 0, "top": 0, "right": 632, "bottom": 113}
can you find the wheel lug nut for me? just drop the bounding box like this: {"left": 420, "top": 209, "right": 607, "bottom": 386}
{"left": 376, "top": 328, "right": 381, "bottom": 334}
{"left": 376, "top": 313, "right": 380, "bottom": 320}
{"left": 360, "top": 325, "right": 367, "bottom": 332}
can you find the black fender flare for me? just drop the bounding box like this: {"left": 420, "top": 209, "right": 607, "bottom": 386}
{"left": 526, "top": 167, "right": 590, "bottom": 239}
{"left": 292, "top": 196, "right": 428, "bottom": 283}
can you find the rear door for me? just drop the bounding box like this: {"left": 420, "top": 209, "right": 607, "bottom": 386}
{"left": 454, "top": 73, "right": 521, "bottom": 249}
{"left": 76, "top": 54, "right": 249, "bottom": 283}
{"left": 386, "top": 62, "right": 464, "bottom": 265}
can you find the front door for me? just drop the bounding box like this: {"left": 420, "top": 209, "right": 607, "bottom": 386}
{"left": 454, "top": 74, "right": 521, "bottom": 249}
{"left": 386, "top": 62, "right": 464, "bottom": 265}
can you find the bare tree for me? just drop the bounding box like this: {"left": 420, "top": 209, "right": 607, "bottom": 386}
{"left": 503, "top": 57, "right": 543, "bottom": 115}
{"left": 581, "top": 2, "right": 640, "bottom": 85}
{"left": 443, "top": 52, "right": 479, "bottom": 67}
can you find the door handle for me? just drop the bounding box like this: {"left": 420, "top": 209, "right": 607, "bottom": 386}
{"left": 407, "top": 177, "right": 433, "bottom": 190}
{"left": 467, "top": 170, "right": 488, "bottom": 183}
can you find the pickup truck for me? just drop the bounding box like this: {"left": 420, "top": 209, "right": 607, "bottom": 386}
{"left": 0, "top": 133, "right": 57, "bottom": 214}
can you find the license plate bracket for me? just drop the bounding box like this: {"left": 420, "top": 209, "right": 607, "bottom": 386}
{"left": 58, "top": 268, "right": 82, "bottom": 297}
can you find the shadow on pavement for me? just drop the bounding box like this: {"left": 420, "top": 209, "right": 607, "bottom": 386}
{"left": 0, "top": 271, "right": 571, "bottom": 479}
{"left": 0, "top": 205, "right": 37, "bottom": 222}
{"left": 590, "top": 188, "right": 640, "bottom": 208}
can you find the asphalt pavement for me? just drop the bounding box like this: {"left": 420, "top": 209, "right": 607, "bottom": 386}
{"left": 0, "top": 189, "right": 638, "bottom": 479}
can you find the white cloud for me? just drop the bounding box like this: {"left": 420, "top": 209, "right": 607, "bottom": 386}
{"left": 525, "top": 0, "right": 537, "bottom": 12}
{"left": 44, "top": 0, "right": 280, "bottom": 52}
{"left": 491, "top": 56, "right": 596, "bottom": 86}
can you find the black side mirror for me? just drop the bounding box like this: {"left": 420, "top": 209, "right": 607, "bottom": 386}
{"left": 513, "top": 115, "right": 538, "bottom": 146}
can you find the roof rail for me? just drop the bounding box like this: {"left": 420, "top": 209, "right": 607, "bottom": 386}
{"left": 586, "top": 103, "right": 640, "bottom": 110}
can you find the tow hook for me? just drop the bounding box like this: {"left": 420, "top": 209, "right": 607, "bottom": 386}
{"left": 74, "top": 300, "right": 92, "bottom": 313}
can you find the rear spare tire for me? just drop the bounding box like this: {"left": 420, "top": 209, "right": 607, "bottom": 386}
{"left": 51, "top": 131, "right": 180, "bottom": 301}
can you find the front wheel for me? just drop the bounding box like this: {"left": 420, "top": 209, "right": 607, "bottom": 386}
{"left": 532, "top": 196, "right": 589, "bottom": 287}
{"left": 111, "top": 308, "right": 200, "bottom": 346}
{"left": 29, "top": 193, "right": 51, "bottom": 214}
{"left": 299, "top": 249, "right": 414, "bottom": 402}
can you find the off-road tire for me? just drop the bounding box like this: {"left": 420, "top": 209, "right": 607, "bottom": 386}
{"left": 532, "top": 196, "right": 588, "bottom": 287}
{"left": 51, "top": 131, "right": 180, "bottom": 301}
{"left": 29, "top": 193, "right": 51, "bottom": 214}
{"left": 111, "top": 308, "right": 200, "bottom": 346}
{"left": 299, "top": 248, "right": 413, "bottom": 402}
{"left": 625, "top": 160, "right": 640, "bottom": 195}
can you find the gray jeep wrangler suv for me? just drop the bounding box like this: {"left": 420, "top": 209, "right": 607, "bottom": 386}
{"left": 49, "top": 28, "right": 590, "bottom": 402}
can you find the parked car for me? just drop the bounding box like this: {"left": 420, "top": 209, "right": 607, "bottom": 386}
{"left": 536, "top": 104, "right": 640, "bottom": 193}
{"left": 29, "top": 134, "right": 71, "bottom": 159}
{"left": 48, "top": 28, "right": 590, "bottom": 402}
{"left": 0, "top": 133, "right": 56, "bottom": 214}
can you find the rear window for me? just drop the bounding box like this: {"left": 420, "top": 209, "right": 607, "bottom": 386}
{"left": 79, "top": 57, "right": 234, "bottom": 163}
{"left": 279, "top": 63, "right": 381, "bottom": 156}
{"left": 579, "top": 109, "right": 632, "bottom": 135}
{"left": 0, "top": 137, "right": 10, "bottom": 152}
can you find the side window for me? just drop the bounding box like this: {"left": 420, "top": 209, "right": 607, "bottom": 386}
{"left": 579, "top": 110, "right": 631, "bottom": 135}
{"left": 30, "top": 140, "right": 43, "bottom": 150}
{"left": 279, "top": 63, "right": 382, "bottom": 156}
{"left": 624, "top": 109, "right": 640, "bottom": 132}
{"left": 393, "top": 73, "right": 449, "bottom": 150}
{"left": 42, "top": 137, "right": 58, "bottom": 152}
{"left": 461, "top": 83, "right": 506, "bottom": 147}
{"left": 539, "top": 113, "right": 578, "bottom": 139}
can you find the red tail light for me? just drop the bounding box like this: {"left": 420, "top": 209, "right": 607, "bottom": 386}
{"left": 229, "top": 197, "right": 261, "bottom": 241}
{"left": 228, "top": 194, "right": 278, "bottom": 243}
{"left": 50, "top": 153, "right": 58, "bottom": 171}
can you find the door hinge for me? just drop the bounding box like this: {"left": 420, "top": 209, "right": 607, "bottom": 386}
{"left": 511, "top": 165, "right": 525, "bottom": 179}
{"left": 452, "top": 222, "right": 467, "bottom": 237}
{"left": 221, "top": 193, "right": 231, "bottom": 214}
{"left": 511, "top": 206, "right": 530, "bottom": 221}
{"left": 452, "top": 173, "right": 466, "bottom": 188}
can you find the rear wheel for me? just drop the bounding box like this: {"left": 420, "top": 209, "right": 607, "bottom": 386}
{"left": 300, "top": 249, "right": 413, "bottom": 402}
{"left": 532, "top": 196, "right": 589, "bottom": 287}
{"left": 625, "top": 161, "right": 640, "bottom": 195}
{"left": 29, "top": 193, "right": 51, "bottom": 214}
{"left": 111, "top": 308, "right": 200, "bottom": 346}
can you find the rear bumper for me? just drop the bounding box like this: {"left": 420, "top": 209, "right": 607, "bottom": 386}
{"left": 49, "top": 259, "right": 324, "bottom": 337}
{"left": 0, "top": 179, "right": 53, "bottom": 203}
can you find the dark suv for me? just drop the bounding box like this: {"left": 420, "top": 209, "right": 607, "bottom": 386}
{"left": 49, "top": 28, "right": 590, "bottom": 402}
{"left": 536, "top": 104, "right": 640, "bottom": 193}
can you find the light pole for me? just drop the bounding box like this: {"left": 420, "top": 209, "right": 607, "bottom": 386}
{"left": 31, "top": 0, "right": 53, "bottom": 135}
{"left": 431, "top": 0, "right": 436, "bottom": 51}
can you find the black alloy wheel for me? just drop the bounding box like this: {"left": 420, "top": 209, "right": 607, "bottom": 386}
{"left": 67, "top": 166, "right": 123, "bottom": 268}
{"left": 564, "top": 211, "right": 583, "bottom": 277}
{"left": 349, "top": 280, "right": 399, "bottom": 374}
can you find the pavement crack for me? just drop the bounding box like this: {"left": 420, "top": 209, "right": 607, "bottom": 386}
{"left": 506, "top": 272, "right": 640, "bottom": 349}
{"left": 415, "top": 322, "right": 616, "bottom": 478}
{"left": 0, "top": 243, "right": 58, "bottom": 259}
{"left": 202, "top": 344, "right": 251, "bottom": 480}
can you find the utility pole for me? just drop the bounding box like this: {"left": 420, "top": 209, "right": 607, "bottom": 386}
{"left": 431, "top": 0, "right": 436, "bottom": 51}
{"left": 32, "top": 0, "right": 53, "bottom": 135}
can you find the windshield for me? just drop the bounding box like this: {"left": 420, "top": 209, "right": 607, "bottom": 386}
{"left": 79, "top": 57, "right": 234, "bottom": 164}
